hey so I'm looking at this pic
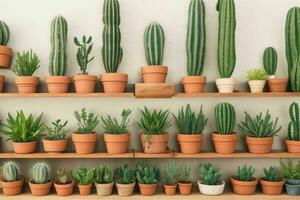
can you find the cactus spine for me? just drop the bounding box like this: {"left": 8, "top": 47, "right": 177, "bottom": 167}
{"left": 216, "top": 0, "right": 236, "bottom": 78}
{"left": 31, "top": 162, "right": 51, "bottom": 184}
{"left": 263, "top": 47, "right": 278, "bottom": 76}
{"left": 291, "top": 57, "right": 300, "bottom": 92}
{"left": 2, "top": 161, "right": 20, "bottom": 182}
{"left": 49, "top": 16, "right": 68, "bottom": 76}
{"left": 0, "top": 21, "right": 9, "bottom": 46}
{"left": 186, "top": 0, "right": 206, "bottom": 76}
{"left": 102, "top": 0, "right": 123, "bottom": 73}
{"left": 214, "top": 102, "right": 236, "bottom": 134}
{"left": 144, "top": 22, "right": 165, "bottom": 66}
{"left": 288, "top": 102, "right": 300, "bottom": 141}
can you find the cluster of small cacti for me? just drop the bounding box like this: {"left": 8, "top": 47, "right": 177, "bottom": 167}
{"left": 0, "top": 20, "right": 10, "bottom": 46}
{"left": 214, "top": 102, "right": 236, "bottom": 134}
{"left": 288, "top": 102, "right": 300, "bottom": 141}
{"left": 263, "top": 47, "right": 278, "bottom": 76}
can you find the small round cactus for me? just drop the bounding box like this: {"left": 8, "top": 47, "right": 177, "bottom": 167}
{"left": 1, "top": 161, "right": 20, "bottom": 182}
{"left": 31, "top": 162, "right": 51, "bottom": 184}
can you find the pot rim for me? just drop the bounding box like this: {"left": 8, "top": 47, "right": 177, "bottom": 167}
{"left": 260, "top": 178, "right": 285, "bottom": 186}
{"left": 231, "top": 177, "right": 258, "bottom": 185}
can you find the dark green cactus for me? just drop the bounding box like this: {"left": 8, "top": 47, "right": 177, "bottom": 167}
{"left": 214, "top": 102, "right": 236, "bottom": 134}
{"left": 291, "top": 57, "right": 300, "bottom": 92}
{"left": 136, "top": 163, "right": 160, "bottom": 184}
{"left": 288, "top": 102, "right": 300, "bottom": 141}
{"left": 74, "top": 35, "right": 94, "bottom": 75}
{"left": 263, "top": 47, "right": 278, "bottom": 76}
{"left": 0, "top": 20, "right": 10, "bottom": 46}
{"left": 94, "top": 165, "right": 113, "bottom": 184}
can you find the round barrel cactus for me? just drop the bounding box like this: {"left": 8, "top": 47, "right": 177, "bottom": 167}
{"left": 31, "top": 162, "right": 51, "bottom": 184}
{"left": 2, "top": 161, "right": 20, "bottom": 182}
{"left": 214, "top": 102, "right": 236, "bottom": 134}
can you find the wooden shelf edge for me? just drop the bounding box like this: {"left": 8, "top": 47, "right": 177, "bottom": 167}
{"left": 0, "top": 93, "right": 135, "bottom": 97}
{"left": 175, "top": 92, "right": 300, "bottom": 97}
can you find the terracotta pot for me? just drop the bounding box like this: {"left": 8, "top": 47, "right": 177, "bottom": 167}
{"left": 178, "top": 182, "right": 193, "bottom": 195}
{"left": 0, "top": 45, "right": 12, "bottom": 68}
{"left": 0, "top": 74, "right": 5, "bottom": 93}
{"left": 177, "top": 134, "right": 203, "bottom": 154}
{"left": 100, "top": 73, "right": 128, "bottom": 93}
{"left": 246, "top": 136, "right": 273, "bottom": 154}
{"left": 73, "top": 75, "right": 97, "bottom": 93}
{"left": 15, "top": 76, "right": 39, "bottom": 93}
{"left": 78, "top": 184, "right": 92, "bottom": 196}
{"left": 182, "top": 76, "right": 206, "bottom": 93}
{"left": 163, "top": 184, "right": 177, "bottom": 195}
{"left": 42, "top": 139, "right": 68, "bottom": 153}
{"left": 138, "top": 183, "right": 157, "bottom": 196}
{"left": 140, "top": 133, "right": 169, "bottom": 154}
{"left": 45, "top": 76, "right": 70, "bottom": 93}
{"left": 54, "top": 181, "right": 74, "bottom": 196}
{"left": 72, "top": 133, "right": 97, "bottom": 154}
{"left": 95, "top": 182, "right": 114, "bottom": 196}
{"left": 116, "top": 182, "right": 136, "bottom": 196}
{"left": 0, "top": 178, "right": 24, "bottom": 196}
{"left": 260, "top": 178, "right": 285, "bottom": 195}
{"left": 215, "top": 78, "right": 236, "bottom": 93}
{"left": 268, "top": 78, "right": 288, "bottom": 92}
{"left": 212, "top": 133, "right": 237, "bottom": 154}
{"left": 286, "top": 140, "right": 300, "bottom": 153}
{"left": 231, "top": 177, "right": 258, "bottom": 195}
{"left": 29, "top": 180, "right": 53, "bottom": 196}
{"left": 141, "top": 66, "right": 168, "bottom": 83}
{"left": 104, "top": 133, "right": 130, "bottom": 154}
{"left": 12, "top": 141, "right": 37, "bottom": 154}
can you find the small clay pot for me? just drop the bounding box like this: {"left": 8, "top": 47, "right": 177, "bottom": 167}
{"left": 212, "top": 133, "right": 237, "bottom": 154}
{"left": 177, "top": 133, "right": 203, "bottom": 154}
{"left": 140, "top": 133, "right": 169, "bottom": 154}
{"left": 286, "top": 140, "right": 300, "bottom": 153}
{"left": 45, "top": 76, "right": 70, "bottom": 93}
{"left": 73, "top": 74, "right": 97, "bottom": 93}
{"left": 12, "top": 141, "right": 37, "bottom": 154}
{"left": 246, "top": 136, "right": 273, "bottom": 154}
{"left": 104, "top": 133, "right": 130, "bottom": 154}
{"left": 72, "top": 132, "right": 97, "bottom": 154}
{"left": 100, "top": 73, "right": 128, "bottom": 93}
{"left": 95, "top": 182, "right": 114, "bottom": 196}
{"left": 163, "top": 184, "right": 177, "bottom": 195}
{"left": 260, "top": 178, "right": 285, "bottom": 195}
{"left": 138, "top": 183, "right": 157, "bottom": 196}
{"left": 182, "top": 76, "right": 206, "bottom": 93}
{"left": 54, "top": 181, "right": 74, "bottom": 196}
{"left": 0, "top": 45, "right": 12, "bottom": 68}
{"left": 116, "top": 182, "right": 136, "bottom": 196}
{"left": 78, "top": 184, "right": 92, "bottom": 196}
{"left": 178, "top": 182, "right": 193, "bottom": 195}
{"left": 28, "top": 180, "right": 53, "bottom": 196}
{"left": 0, "top": 74, "right": 5, "bottom": 93}
{"left": 231, "top": 177, "right": 258, "bottom": 195}
{"left": 268, "top": 78, "right": 288, "bottom": 92}
{"left": 42, "top": 139, "right": 68, "bottom": 153}
{"left": 15, "top": 76, "right": 39, "bottom": 93}
{"left": 0, "top": 178, "right": 24, "bottom": 196}
{"left": 141, "top": 66, "right": 168, "bottom": 83}
{"left": 215, "top": 78, "right": 236, "bottom": 93}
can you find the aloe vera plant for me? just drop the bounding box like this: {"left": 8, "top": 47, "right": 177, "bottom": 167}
{"left": 199, "top": 163, "right": 223, "bottom": 185}
{"left": 263, "top": 166, "right": 282, "bottom": 182}
{"left": 165, "top": 161, "right": 176, "bottom": 185}
{"left": 179, "top": 165, "right": 191, "bottom": 183}
{"left": 136, "top": 163, "right": 160, "bottom": 184}
{"left": 12, "top": 49, "right": 40, "bottom": 76}
{"left": 236, "top": 165, "right": 255, "bottom": 181}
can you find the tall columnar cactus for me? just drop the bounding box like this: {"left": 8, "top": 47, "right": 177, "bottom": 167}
{"left": 49, "top": 16, "right": 68, "bottom": 76}
{"left": 102, "top": 0, "right": 123, "bottom": 73}
{"left": 288, "top": 102, "right": 300, "bottom": 141}
{"left": 214, "top": 102, "right": 236, "bottom": 134}
{"left": 2, "top": 161, "right": 20, "bottom": 182}
{"left": 216, "top": 0, "right": 236, "bottom": 78}
{"left": 291, "top": 56, "right": 300, "bottom": 91}
{"left": 31, "top": 162, "right": 51, "bottom": 184}
{"left": 263, "top": 47, "right": 278, "bottom": 76}
{"left": 186, "top": 0, "right": 206, "bottom": 76}
{"left": 0, "top": 21, "right": 10, "bottom": 46}
{"left": 144, "top": 22, "right": 165, "bottom": 66}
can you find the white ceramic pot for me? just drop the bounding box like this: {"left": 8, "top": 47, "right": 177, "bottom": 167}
{"left": 95, "top": 182, "right": 114, "bottom": 196}
{"left": 197, "top": 180, "right": 225, "bottom": 196}
{"left": 248, "top": 80, "right": 266, "bottom": 93}
{"left": 215, "top": 78, "right": 236, "bottom": 93}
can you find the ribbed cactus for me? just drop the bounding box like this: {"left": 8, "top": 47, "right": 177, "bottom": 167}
{"left": 144, "top": 22, "right": 165, "bottom": 66}
{"left": 2, "top": 161, "right": 20, "bottom": 182}
{"left": 49, "top": 16, "right": 68, "bottom": 76}
{"left": 0, "top": 21, "right": 9, "bottom": 46}
{"left": 31, "top": 162, "right": 51, "bottom": 184}
{"left": 291, "top": 57, "right": 300, "bottom": 92}
{"left": 288, "top": 102, "right": 300, "bottom": 141}
{"left": 102, "top": 0, "right": 123, "bottom": 73}
{"left": 263, "top": 47, "right": 278, "bottom": 76}
{"left": 216, "top": 0, "right": 236, "bottom": 78}
{"left": 214, "top": 102, "right": 236, "bottom": 134}
{"left": 186, "top": 0, "right": 206, "bottom": 76}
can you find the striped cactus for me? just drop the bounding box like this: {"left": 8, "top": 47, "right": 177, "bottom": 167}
{"left": 214, "top": 102, "right": 236, "bottom": 134}
{"left": 144, "top": 22, "right": 165, "bottom": 66}
{"left": 263, "top": 47, "right": 277, "bottom": 76}
{"left": 2, "top": 161, "right": 20, "bottom": 182}
{"left": 102, "top": 0, "right": 123, "bottom": 73}
{"left": 0, "top": 21, "right": 9, "bottom": 46}
{"left": 49, "top": 16, "right": 68, "bottom": 76}
{"left": 31, "top": 162, "right": 51, "bottom": 184}
{"left": 186, "top": 0, "right": 206, "bottom": 76}
{"left": 291, "top": 57, "right": 300, "bottom": 92}
{"left": 216, "top": 0, "right": 236, "bottom": 78}
{"left": 288, "top": 102, "right": 300, "bottom": 141}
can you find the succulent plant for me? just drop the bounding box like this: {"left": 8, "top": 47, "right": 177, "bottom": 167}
{"left": 12, "top": 49, "right": 40, "bottom": 76}
{"left": 290, "top": 56, "right": 300, "bottom": 92}
{"left": 74, "top": 35, "right": 94, "bottom": 75}
{"left": 246, "top": 68, "right": 267, "bottom": 81}
{"left": 214, "top": 102, "right": 236, "bottom": 134}
{"left": 45, "top": 119, "right": 68, "bottom": 140}
{"left": 280, "top": 159, "right": 300, "bottom": 179}
{"left": 263, "top": 166, "right": 282, "bottom": 182}
{"left": 263, "top": 47, "right": 278, "bottom": 76}
{"left": 72, "top": 167, "right": 95, "bottom": 185}
{"left": 1, "top": 161, "right": 21, "bottom": 182}
{"left": 0, "top": 20, "right": 10, "bottom": 46}
{"left": 31, "top": 162, "right": 51, "bottom": 184}
{"left": 199, "top": 163, "right": 223, "bottom": 185}
{"left": 236, "top": 165, "right": 255, "bottom": 181}
{"left": 101, "top": 109, "right": 131, "bottom": 134}
{"left": 114, "top": 164, "right": 135, "bottom": 184}
{"left": 94, "top": 165, "right": 113, "bottom": 184}
{"left": 179, "top": 165, "right": 191, "bottom": 183}
{"left": 74, "top": 108, "right": 99, "bottom": 134}
{"left": 288, "top": 102, "right": 300, "bottom": 141}
{"left": 165, "top": 161, "right": 176, "bottom": 185}
{"left": 56, "top": 168, "right": 70, "bottom": 184}
{"left": 136, "top": 163, "right": 160, "bottom": 184}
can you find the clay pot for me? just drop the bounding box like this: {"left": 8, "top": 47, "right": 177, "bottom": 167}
{"left": 12, "top": 141, "right": 37, "bottom": 154}
{"left": 72, "top": 133, "right": 97, "bottom": 154}
{"left": 0, "top": 74, "right": 5, "bottom": 93}
{"left": 78, "top": 184, "right": 92, "bottom": 196}
{"left": 29, "top": 180, "right": 53, "bottom": 196}
{"left": 73, "top": 75, "right": 97, "bottom": 93}
{"left": 163, "top": 184, "right": 177, "bottom": 195}
{"left": 182, "top": 76, "right": 206, "bottom": 93}
{"left": 248, "top": 80, "right": 266, "bottom": 93}
{"left": 54, "top": 181, "right": 74, "bottom": 196}
{"left": 215, "top": 78, "right": 236, "bottom": 93}
{"left": 138, "top": 183, "right": 157, "bottom": 196}
{"left": 140, "top": 133, "right": 169, "bottom": 154}
{"left": 104, "top": 133, "right": 130, "bottom": 154}
{"left": 0, "top": 178, "right": 24, "bottom": 196}
{"left": 15, "top": 76, "right": 39, "bottom": 93}
{"left": 268, "top": 78, "right": 288, "bottom": 92}
{"left": 141, "top": 66, "right": 168, "bottom": 83}
{"left": 212, "top": 133, "right": 237, "bottom": 154}
{"left": 231, "top": 177, "right": 258, "bottom": 195}
{"left": 260, "top": 178, "right": 285, "bottom": 195}
{"left": 178, "top": 182, "right": 193, "bottom": 195}
{"left": 100, "top": 73, "right": 128, "bottom": 93}
{"left": 0, "top": 45, "right": 12, "bottom": 68}
{"left": 45, "top": 76, "right": 70, "bottom": 93}
{"left": 197, "top": 180, "right": 225, "bottom": 196}
{"left": 95, "top": 182, "right": 114, "bottom": 196}
{"left": 116, "top": 182, "right": 136, "bottom": 196}
{"left": 42, "top": 139, "right": 68, "bottom": 153}
{"left": 177, "top": 134, "right": 203, "bottom": 154}
{"left": 246, "top": 136, "right": 273, "bottom": 154}
{"left": 286, "top": 140, "right": 300, "bottom": 153}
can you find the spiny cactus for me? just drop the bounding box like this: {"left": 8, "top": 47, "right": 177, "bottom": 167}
{"left": 102, "top": 0, "right": 123, "bottom": 73}
{"left": 144, "top": 22, "right": 165, "bottom": 66}
{"left": 74, "top": 35, "right": 94, "bottom": 75}
{"left": 186, "top": 0, "right": 206, "bottom": 76}
{"left": 263, "top": 47, "right": 278, "bottom": 76}
{"left": 31, "top": 162, "right": 51, "bottom": 184}
{"left": 216, "top": 0, "right": 236, "bottom": 78}
{"left": 288, "top": 102, "right": 300, "bottom": 141}
{"left": 0, "top": 20, "right": 10, "bottom": 46}
{"left": 94, "top": 165, "right": 113, "bottom": 184}
{"left": 2, "top": 161, "right": 20, "bottom": 182}
{"left": 214, "top": 102, "right": 236, "bottom": 134}
{"left": 291, "top": 57, "right": 300, "bottom": 92}
{"left": 49, "top": 16, "right": 68, "bottom": 76}
{"left": 136, "top": 163, "right": 160, "bottom": 184}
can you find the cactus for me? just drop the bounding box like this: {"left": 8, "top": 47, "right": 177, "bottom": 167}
{"left": 288, "top": 102, "right": 300, "bottom": 141}
{"left": 102, "top": 0, "right": 123, "bottom": 73}
{"left": 2, "top": 161, "right": 20, "bottom": 182}
{"left": 263, "top": 47, "right": 278, "bottom": 76}
{"left": 186, "top": 0, "right": 206, "bottom": 76}
{"left": 94, "top": 165, "right": 113, "bottom": 184}
{"left": 216, "top": 0, "right": 236, "bottom": 78}
{"left": 290, "top": 56, "right": 300, "bottom": 92}
{"left": 74, "top": 35, "right": 94, "bottom": 75}
{"left": 144, "top": 22, "right": 165, "bottom": 66}
{"left": 136, "top": 163, "right": 160, "bottom": 184}
{"left": 0, "top": 20, "right": 10, "bottom": 46}
{"left": 49, "top": 16, "right": 68, "bottom": 76}
{"left": 31, "top": 162, "right": 51, "bottom": 184}
{"left": 214, "top": 102, "right": 236, "bottom": 134}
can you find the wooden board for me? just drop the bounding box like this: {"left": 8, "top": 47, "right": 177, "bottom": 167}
{"left": 0, "top": 93, "right": 134, "bottom": 98}
{"left": 135, "top": 83, "right": 175, "bottom": 98}
{"left": 175, "top": 92, "right": 300, "bottom": 97}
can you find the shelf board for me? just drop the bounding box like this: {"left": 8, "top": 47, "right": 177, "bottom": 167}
{"left": 175, "top": 92, "right": 300, "bottom": 97}
{"left": 0, "top": 93, "right": 134, "bottom": 98}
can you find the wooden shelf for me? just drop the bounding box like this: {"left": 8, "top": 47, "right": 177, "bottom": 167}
{"left": 175, "top": 92, "right": 300, "bottom": 97}
{"left": 0, "top": 93, "right": 134, "bottom": 97}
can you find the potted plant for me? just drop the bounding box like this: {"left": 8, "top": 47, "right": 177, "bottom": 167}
{"left": 45, "top": 16, "right": 70, "bottom": 93}
{"left": 260, "top": 166, "right": 285, "bottom": 195}
{"left": 231, "top": 165, "right": 258, "bottom": 195}
{"left": 178, "top": 165, "right": 193, "bottom": 195}
{"left": 182, "top": 0, "right": 206, "bottom": 93}
{"left": 28, "top": 162, "right": 53, "bottom": 196}
{"left": 115, "top": 164, "right": 136, "bottom": 196}
{"left": 197, "top": 163, "right": 224, "bottom": 196}
{"left": 12, "top": 49, "right": 40, "bottom": 93}
{"left": 212, "top": 102, "right": 237, "bottom": 154}
{"left": 72, "top": 166, "right": 95, "bottom": 196}
{"left": 54, "top": 168, "right": 74, "bottom": 196}
{"left": 0, "top": 161, "right": 24, "bottom": 196}
{"left": 286, "top": 102, "right": 300, "bottom": 153}
{"left": 72, "top": 108, "right": 99, "bottom": 154}
{"left": 138, "top": 107, "right": 171, "bottom": 153}
{"left": 94, "top": 165, "right": 114, "bottom": 196}
{"left": 136, "top": 163, "right": 160, "bottom": 196}
{"left": 42, "top": 119, "right": 68, "bottom": 153}
{"left": 0, "top": 111, "right": 44, "bottom": 154}
{"left": 102, "top": 109, "right": 131, "bottom": 154}
{"left": 238, "top": 110, "right": 281, "bottom": 154}
{"left": 163, "top": 161, "right": 177, "bottom": 195}
{"left": 100, "top": 0, "right": 127, "bottom": 93}
{"left": 0, "top": 20, "right": 12, "bottom": 69}
{"left": 174, "top": 104, "right": 207, "bottom": 154}
{"left": 142, "top": 22, "right": 167, "bottom": 83}
{"left": 73, "top": 35, "right": 96, "bottom": 93}
{"left": 280, "top": 159, "right": 300, "bottom": 195}
{"left": 246, "top": 68, "right": 267, "bottom": 93}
